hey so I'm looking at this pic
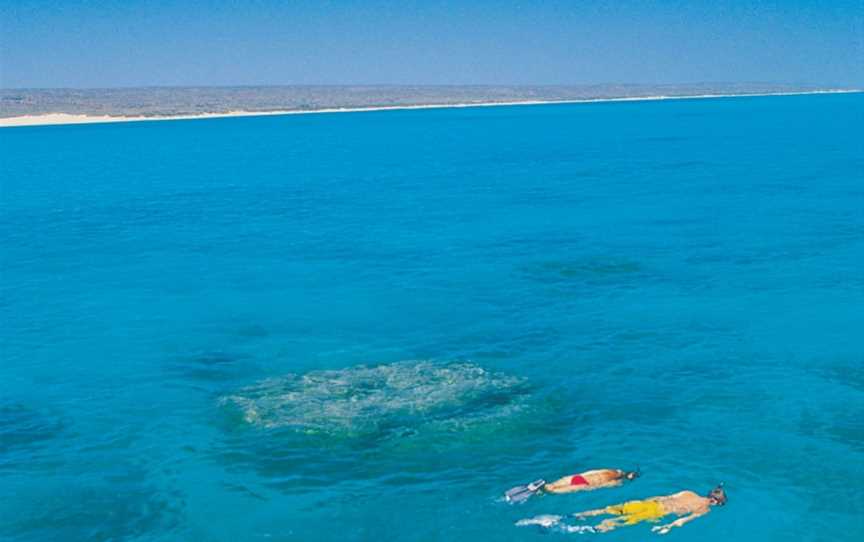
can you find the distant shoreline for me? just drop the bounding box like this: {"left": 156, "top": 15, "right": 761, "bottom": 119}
{"left": 1, "top": 89, "right": 859, "bottom": 128}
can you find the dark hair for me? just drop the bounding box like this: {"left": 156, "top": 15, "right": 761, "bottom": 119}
{"left": 623, "top": 468, "right": 641, "bottom": 481}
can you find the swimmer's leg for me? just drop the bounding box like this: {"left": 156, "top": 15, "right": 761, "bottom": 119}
{"left": 545, "top": 475, "right": 592, "bottom": 494}
{"left": 574, "top": 506, "right": 613, "bottom": 519}
{"left": 595, "top": 517, "right": 629, "bottom": 533}
{"left": 543, "top": 477, "right": 573, "bottom": 493}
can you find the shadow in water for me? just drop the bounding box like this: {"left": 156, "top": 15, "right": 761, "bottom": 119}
{"left": 163, "top": 350, "right": 260, "bottom": 386}
{"left": 0, "top": 470, "right": 184, "bottom": 542}
{"left": 0, "top": 401, "right": 66, "bottom": 465}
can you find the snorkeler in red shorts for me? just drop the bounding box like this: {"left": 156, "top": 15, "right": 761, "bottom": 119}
{"left": 505, "top": 468, "right": 640, "bottom": 503}
{"left": 543, "top": 468, "right": 640, "bottom": 494}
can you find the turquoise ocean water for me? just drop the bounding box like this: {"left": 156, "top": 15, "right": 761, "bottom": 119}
{"left": 1, "top": 93, "right": 862, "bottom": 541}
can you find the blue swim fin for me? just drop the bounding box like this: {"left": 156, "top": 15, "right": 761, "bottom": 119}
{"left": 505, "top": 479, "right": 546, "bottom": 504}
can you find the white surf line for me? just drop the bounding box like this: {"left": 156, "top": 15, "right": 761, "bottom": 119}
{"left": 1, "top": 89, "right": 860, "bottom": 128}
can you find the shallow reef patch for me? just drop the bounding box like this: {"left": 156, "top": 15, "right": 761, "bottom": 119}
{"left": 218, "top": 360, "right": 532, "bottom": 438}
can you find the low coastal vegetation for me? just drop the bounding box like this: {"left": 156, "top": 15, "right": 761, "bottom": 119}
{"left": 0, "top": 83, "right": 850, "bottom": 118}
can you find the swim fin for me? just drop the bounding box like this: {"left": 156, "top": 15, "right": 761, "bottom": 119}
{"left": 505, "top": 479, "right": 546, "bottom": 504}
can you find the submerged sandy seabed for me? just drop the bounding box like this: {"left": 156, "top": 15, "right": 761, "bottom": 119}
{"left": 1, "top": 90, "right": 859, "bottom": 128}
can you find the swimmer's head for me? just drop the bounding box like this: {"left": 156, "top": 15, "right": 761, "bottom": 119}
{"left": 707, "top": 484, "right": 727, "bottom": 506}
{"left": 623, "top": 469, "right": 640, "bottom": 481}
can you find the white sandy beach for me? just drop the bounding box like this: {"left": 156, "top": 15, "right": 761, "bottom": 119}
{"left": 0, "top": 90, "right": 859, "bottom": 128}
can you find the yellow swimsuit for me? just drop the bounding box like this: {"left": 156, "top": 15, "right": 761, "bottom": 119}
{"left": 605, "top": 499, "right": 667, "bottom": 524}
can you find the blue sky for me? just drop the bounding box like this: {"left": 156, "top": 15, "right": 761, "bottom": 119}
{"left": 1, "top": 0, "right": 862, "bottom": 88}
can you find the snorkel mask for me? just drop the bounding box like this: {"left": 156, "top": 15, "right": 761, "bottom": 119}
{"left": 708, "top": 483, "right": 727, "bottom": 506}
{"left": 624, "top": 467, "right": 641, "bottom": 481}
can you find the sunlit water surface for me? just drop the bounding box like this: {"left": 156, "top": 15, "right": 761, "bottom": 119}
{"left": 1, "top": 94, "right": 863, "bottom": 541}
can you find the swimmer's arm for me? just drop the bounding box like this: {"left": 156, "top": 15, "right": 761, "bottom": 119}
{"left": 588, "top": 479, "right": 623, "bottom": 490}
{"left": 651, "top": 510, "right": 708, "bottom": 535}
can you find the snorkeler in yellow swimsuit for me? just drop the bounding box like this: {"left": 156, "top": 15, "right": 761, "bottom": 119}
{"left": 517, "top": 485, "right": 727, "bottom": 535}
{"left": 579, "top": 485, "right": 727, "bottom": 534}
